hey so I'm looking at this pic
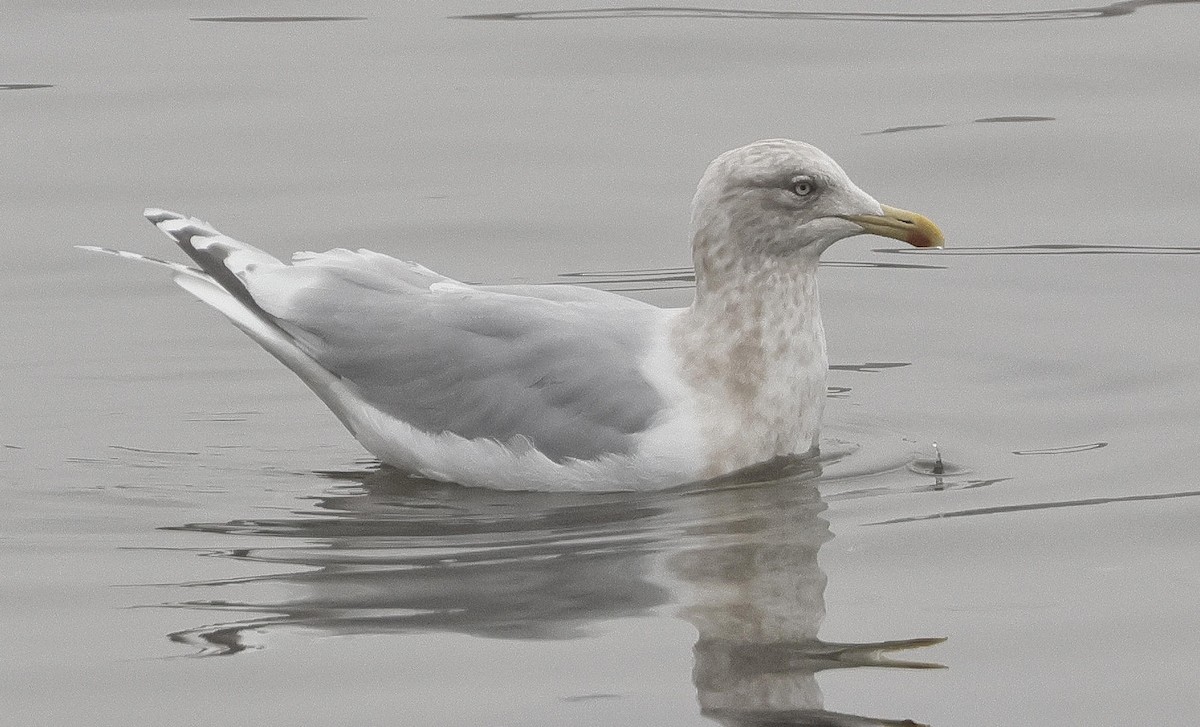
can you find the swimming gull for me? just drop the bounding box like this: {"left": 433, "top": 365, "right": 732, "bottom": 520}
{"left": 83, "top": 139, "right": 943, "bottom": 491}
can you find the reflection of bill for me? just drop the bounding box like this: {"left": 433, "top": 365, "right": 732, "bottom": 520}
{"left": 166, "top": 463, "right": 941, "bottom": 723}
{"left": 666, "top": 459, "right": 943, "bottom": 727}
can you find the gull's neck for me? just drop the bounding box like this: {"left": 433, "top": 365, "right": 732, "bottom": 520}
{"left": 671, "top": 236, "right": 828, "bottom": 477}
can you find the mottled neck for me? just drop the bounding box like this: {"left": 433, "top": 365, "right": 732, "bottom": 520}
{"left": 692, "top": 243, "right": 820, "bottom": 313}
{"left": 686, "top": 249, "right": 826, "bottom": 395}
{"left": 675, "top": 239, "right": 828, "bottom": 476}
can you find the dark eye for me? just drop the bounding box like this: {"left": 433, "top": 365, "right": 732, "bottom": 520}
{"left": 792, "top": 178, "right": 816, "bottom": 197}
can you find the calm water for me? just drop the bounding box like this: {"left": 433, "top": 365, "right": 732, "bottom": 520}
{"left": 4, "top": 2, "right": 1199, "bottom": 725}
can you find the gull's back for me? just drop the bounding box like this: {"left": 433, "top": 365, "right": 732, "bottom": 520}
{"left": 246, "top": 248, "right": 666, "bottom": 462}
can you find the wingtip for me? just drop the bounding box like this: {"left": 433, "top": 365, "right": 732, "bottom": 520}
{"left": 144, "top": 207, "right": 185, "bottom": 224}
{"left": 143, "top": 208, "right": 222, "bottom": 246}
{"left": 76, "top": 244, "right": 122, "bottom": 256}
{"left": 75, "top": 244, "right": 132, "bottom": 260}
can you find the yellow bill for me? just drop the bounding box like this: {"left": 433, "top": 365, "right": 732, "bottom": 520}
{"left": 844, "top": 204, "right": 944, "bottom": 248}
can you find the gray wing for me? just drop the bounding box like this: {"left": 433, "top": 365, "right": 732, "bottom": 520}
{"left": 242, "top": 249, "right": 666, "bottom": 462}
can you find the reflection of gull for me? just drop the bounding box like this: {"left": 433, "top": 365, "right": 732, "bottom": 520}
{"left": 669, "top": 463, "right": 944, "bottom": 726}
{"left": 166, "top": 469, "right": 672, "bottom": 654}
{"left": 165, "top": 464, "right": 942, "bottom": 723}
{"left": 83, "top": 140, "right": 941, "bottom": 490}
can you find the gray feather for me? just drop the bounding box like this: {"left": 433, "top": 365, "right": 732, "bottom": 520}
{"left": 247, "top": 258, "right": 664, "bottom": 461}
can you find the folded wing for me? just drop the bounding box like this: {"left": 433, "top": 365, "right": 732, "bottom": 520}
{"left": 142, "top": 210, "right": 665, "bottom": 463}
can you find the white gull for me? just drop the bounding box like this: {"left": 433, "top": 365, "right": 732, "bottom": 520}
{"left": 83, "top": 139, "right": 943, "bottom": 491}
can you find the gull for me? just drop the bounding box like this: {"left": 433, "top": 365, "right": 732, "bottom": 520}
{"left": 83, "top": 139, "right": 942, "bottom": 491}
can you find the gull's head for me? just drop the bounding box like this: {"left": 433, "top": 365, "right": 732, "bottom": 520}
{"left": 691, "top": 139, "right": 943, "bottom": 261}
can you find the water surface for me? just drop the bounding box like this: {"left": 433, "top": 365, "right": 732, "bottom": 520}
{"left": 3, "top": 2, "right": 1199, "bottom": 725}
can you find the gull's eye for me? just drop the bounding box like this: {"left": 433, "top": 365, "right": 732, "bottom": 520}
{"left": 791, "top": 178, "right": 816, "bottom": 197}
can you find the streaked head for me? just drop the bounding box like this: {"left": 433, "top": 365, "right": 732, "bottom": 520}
{"left": 691, "top": 139, "right": 943, "bottom": 259}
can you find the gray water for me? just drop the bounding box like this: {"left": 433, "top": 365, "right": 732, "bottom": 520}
{"left": 4, "top": 2, "right": 1199, "bottom": 725}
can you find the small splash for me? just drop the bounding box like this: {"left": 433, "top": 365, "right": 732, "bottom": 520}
{"left": 908, "top": 442, "right": 970, "bottom": 476}
{"left": 190, "top": 16, "right": 368, "bottom": 23}
{"left": 1013, "top": 442, "right": 1108, "bottom": 455}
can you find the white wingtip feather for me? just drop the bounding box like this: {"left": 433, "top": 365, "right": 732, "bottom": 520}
{"left": 77, "top": 244, "right": 208, "bottom": 279}
{"left": 144, "top": 207, "right": 188, "bottom": 224}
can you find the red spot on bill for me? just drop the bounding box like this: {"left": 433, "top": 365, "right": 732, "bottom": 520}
{"left": 907, "top": 229, "right": 939, "bottom": 248}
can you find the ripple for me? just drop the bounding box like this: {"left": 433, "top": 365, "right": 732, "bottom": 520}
{"left": 559, "top": 258, "right": 942, "bottom": 291}
{"left": 876, "top": 243, "right": 1200, "bottom": 257}
{"left": 1013, "top": 442, "right": 1108, "bottom": 455}
{"left": 829, "top": 362, "right": 911, "bottom": 373}
{"left": 561, "top": 693, "right": 623, "bottom": 703}
{"left": 455, "top": 1, "right": 1196, "bottom": 23}
{"left": 975, "top": 115, "right": 1057, "bottom": 123}
{"left": 868, "top": 488, "right": 1200, "bottom": 525}
{"left": 189, "top": 16, "right": 368, "bottom": 23}
{"left": 863, "top": 123, "right": 950, "bottom": 136}
{"left": 863, "top": 116, "right": 1055, "bottom": 136}
{"left": 110, "top": 445, "right": 200, "bottom": 456}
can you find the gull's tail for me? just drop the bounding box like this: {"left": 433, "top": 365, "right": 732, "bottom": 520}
{"left": 78, "top": 209, "right": 364, "bottom": 436}
{"left": 81, "top": 208, "right": 286, "bottom": 340}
